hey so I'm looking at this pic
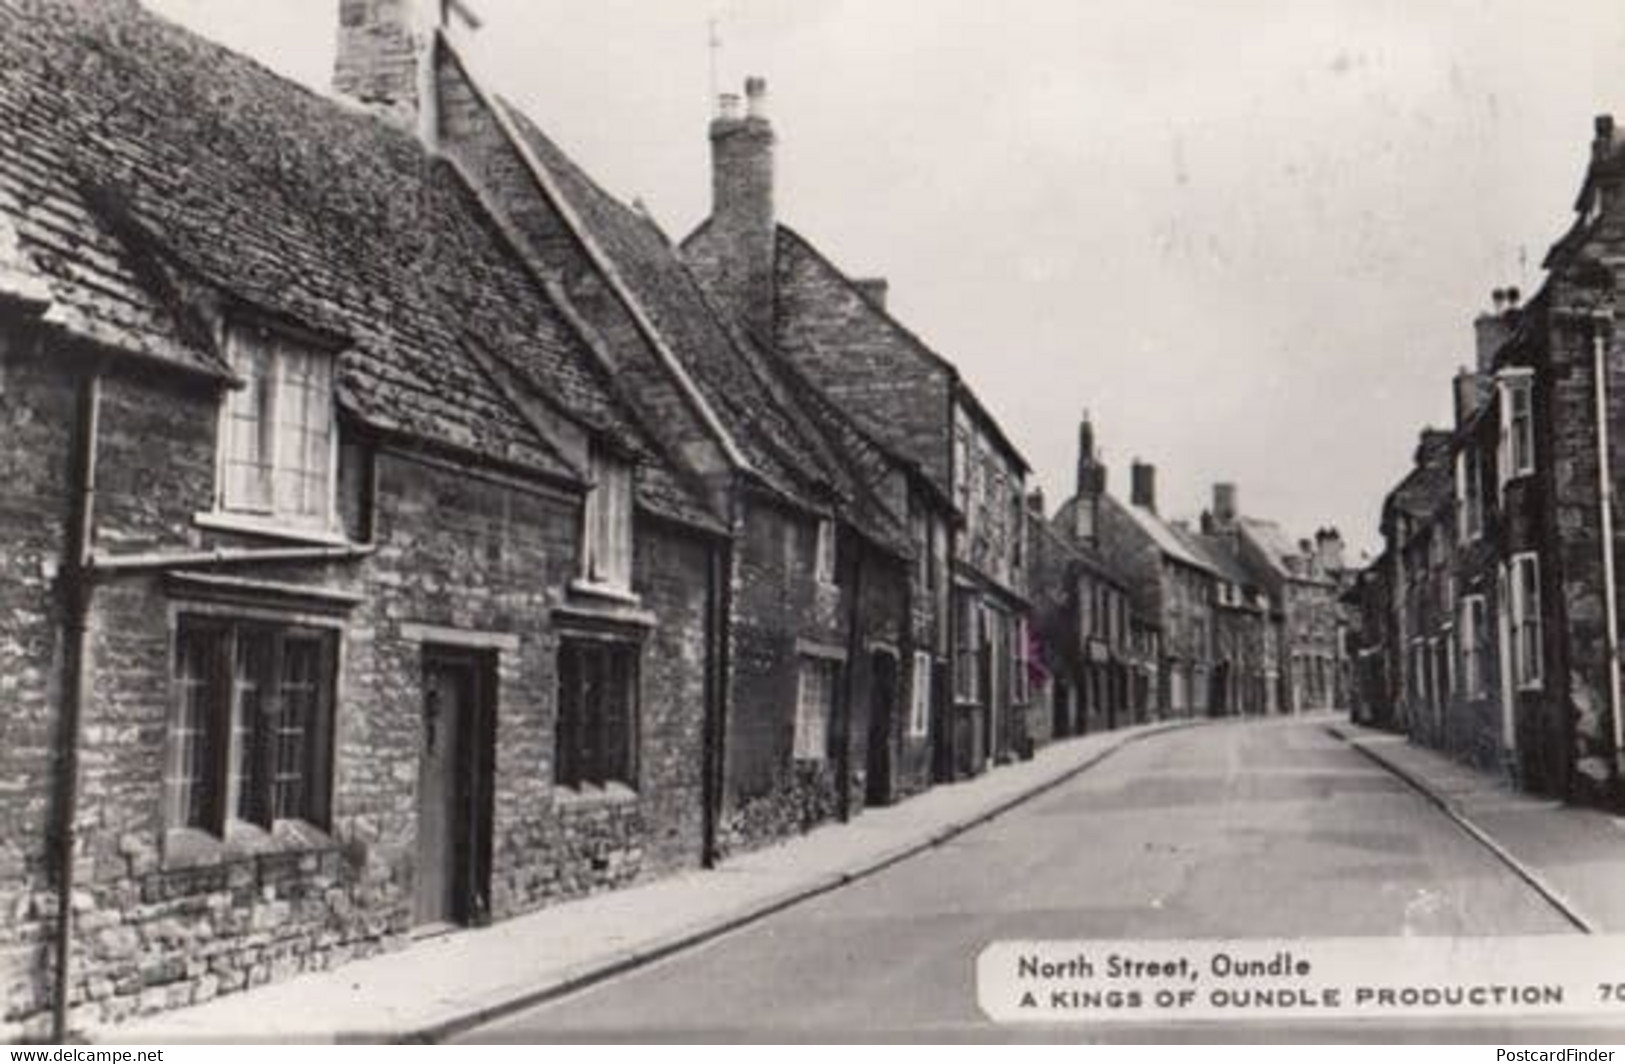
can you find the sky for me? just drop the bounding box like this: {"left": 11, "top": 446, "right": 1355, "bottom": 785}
{"left": 146, "top": 0, "right": 1625, "bottom": 560}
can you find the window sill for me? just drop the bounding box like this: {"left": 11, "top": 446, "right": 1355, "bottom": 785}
{"left": 554, "top": 781, "right": 639, "bottom": 809}
{"left": 567, "top": 579, "right": 642, "bottom": 606}
{"left": 194, "top": 510, "right": 350, "bottom": 547}
{"left": 162, "top": 818, "right": 337, "bottom": 870}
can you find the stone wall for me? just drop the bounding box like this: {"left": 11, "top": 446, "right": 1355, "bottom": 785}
{"left": 0, "top": 331, "right": 714, "bottom": 1037}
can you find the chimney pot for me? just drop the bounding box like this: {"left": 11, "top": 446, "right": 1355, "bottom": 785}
{"left": 745, "top": 76, "right": 768, "bottom": 118}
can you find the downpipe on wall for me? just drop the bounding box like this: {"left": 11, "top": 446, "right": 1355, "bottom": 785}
{"left": 1590, "top": 312, "right": 1625, "bottom": 783}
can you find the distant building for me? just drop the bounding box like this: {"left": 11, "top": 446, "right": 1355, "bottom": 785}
{"left": 1356, "top": 115, "right": 1625, "bottom": 808}
{"left": 1056, "top": 417, "right": 1219, "bottom": 719}
{"left": 684, "top": 83, "right": 1033, "bottom": 779}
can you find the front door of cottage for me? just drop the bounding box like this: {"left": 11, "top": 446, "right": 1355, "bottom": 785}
{"left": 415, "top": 648, "right": 495, "bottom": 930}
{"left": 865, "top": 650, "right": 898, "bottom": 805}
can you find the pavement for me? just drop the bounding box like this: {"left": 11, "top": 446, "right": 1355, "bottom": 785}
{"left": 464, "top": 713, "right": 1589, "bottom": 1042}
{"left": 1326, "top": 719, "right": 1625, "bottom": 934}
{"left": 99, "top": 716, "right": 1201, "bottom": 1044}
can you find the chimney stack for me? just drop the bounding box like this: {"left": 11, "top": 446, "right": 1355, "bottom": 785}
{"left": 1075, "top": 411, "right": 1106, "bottom": 498}
{"left": 334, "top": 0, "right": 442, "bottom": 137}
{"left": 854, "top": 278, "right": 889, "bottom": 310}
{"left": 1130, "top": 460, "right": 1157, "bottom": 514}
{"left": 1453, "top": 366, "right": 1488, "bottom": 426}
{"left": 1595, "top": 114, "right": 1618, "bottom": 165}
{"left": 1474, "top": 288, "right": 1518, "bottom": 374}
{"left": 709, "top": 76, "right": 777, "bottom": 339}
{"left": 1212, "top": 482, "right": 1238, "bottom": 527}
{"left": 1315, "top": 527, "right": 1346, "bottom": 575}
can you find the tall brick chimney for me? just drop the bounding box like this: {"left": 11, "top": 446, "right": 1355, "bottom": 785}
{"left": 1130, "top": 460, "right": 1157, "bottom": 514}
{"left": 1473, "top": 287, "right": 1518, "bottom": 374}
{"left": 1453, "top": 366, "right": 1489, "bottom": 426}
{"left": 709, "top": 76, "right": 777, "bottom": 340}
{"left": 334, "top": 0, "right": 433, "bottom": 132}
{"left": 1212, "top": 482, "right": 1238, "bottom": 528}
{"left": 1073, "top": 412, "right": 1107, "bottom": 545}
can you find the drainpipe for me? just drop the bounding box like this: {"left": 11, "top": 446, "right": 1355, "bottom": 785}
{"left": 1590, "top": 312, "right": 1625, "bottom": 778}
{"left": 701, "top": 528, "right": 733, "bottom": 868}
{"left": 53, "top": 363, "right": 102, "bottom": 1043}
{"left": 838, "top": 531, "right": 865, "bottom": 823}
{"left": 45, "top": 399, "right": 376, "bottom": 1040}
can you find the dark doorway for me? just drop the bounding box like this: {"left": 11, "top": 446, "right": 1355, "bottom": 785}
{"left": 865, "top": 650, "right": 899, "bottom": 805}
{"left": 415, "top": 647, "right": 495, "bottom": 930}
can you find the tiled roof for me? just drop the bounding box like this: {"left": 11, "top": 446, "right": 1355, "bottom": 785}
{"left": 1176, "top": 527, "right": 1253, "bottom": 589}
{"left": 1103, "top": 494, "right": 1216, "bottom": 574}
{"left": 772, "top": 226, "right": 1030, "bottom": 481}
{"left": 500, "top": 104, "right": 910, "bottom": 548}
{"left": 0, "top": 0, "right": 717, "bottom": 529}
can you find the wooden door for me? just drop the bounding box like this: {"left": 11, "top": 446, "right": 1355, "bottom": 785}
{"left": 416, "top": 654, "right": 472, "bottom": 928}
{"left": 865, "top": 651, "right": 897, "bottom": 806}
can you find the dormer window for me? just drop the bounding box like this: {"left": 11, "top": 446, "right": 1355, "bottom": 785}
{"left": 218, "top": 322, "right": 336, "bottom": 529}
{"left": 582, "top": 448, "right": 634, "bottom": 591}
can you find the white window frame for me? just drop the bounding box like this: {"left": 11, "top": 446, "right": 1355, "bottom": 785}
{"left": 581, "top": 448, "right": 635, "bottom": 591}
{"left": 214, "top": 322, "right": 339, "bottom": 532}
{"left": 1498, "top": 370, "right": 1536, "bottom": 487}
{"left": 793, "top": 657, "right": 837, "bottom": 762}
{"left": 1460, "top": 594, "right": 1487, "bottom": 699}
{"left": 1457, "top": 446, "right": 1484, "bottom": 543}
{"left": 1510, "top": 551, "right": 1543, "bottom": 690}
{"left": 908, "top": 651, "right": 931, "bottom": 739}
{"left": 1012, "top": 615, "right": 1031, "bottom": 705}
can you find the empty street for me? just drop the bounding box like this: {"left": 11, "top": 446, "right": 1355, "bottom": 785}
{"left": 464, "top": 717, "right": 1580, "bottom": 1041}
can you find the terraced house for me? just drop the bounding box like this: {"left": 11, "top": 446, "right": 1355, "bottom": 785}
{"left": 1359, "top": 114, "right": 1625, "bottom": 809}
{"left": 0, "top": 0, "right": 970, "bottom": 1037}
{"left": 684, "top": 80, "right": 1032, "bottom": 781}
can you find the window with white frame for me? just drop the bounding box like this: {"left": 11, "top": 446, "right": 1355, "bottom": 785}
{"left": 1510, "top": 552, "right": 1543, "bottom": 689}
{"left": 794, "top": 656, "right": 838, "bottom": 761}
{"left": 954, "top": 594, "right": 980, "bottom": 703}
{"left": 166, "top": 615, "right": 337, "bottom": 835}
{"left": 582, "top": 448, "right": 634, "bottom": 590}
{"left": 908, "top": 651, "right": 931, "bottom": 738}
{"left": 1012, "top": 615, "right": 1032, "bottom": 705}
{"left": 1499, "top": 373, "right": 1535, "bottom": 484}
{"left": 1460, "top": 595, "right": 1488, "bottom": 698}
{"left": 813, "top": 519, "right": 837, "bottom": 586}
{"left": 1457, "top": 446, "right": 1484, "bottom": 542}
{"left": 219, "top": 323, "right": 336, "bottom": 527}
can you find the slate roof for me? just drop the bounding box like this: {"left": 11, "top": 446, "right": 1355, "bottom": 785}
{"left": 772, "top": 225, "right": 1031, "bottom": 481}
{"left": 1102, "top": 493, "right": 1217, "bottom": 575}
{"left": 1174, "top": 527, "right": 1257, "bottom": 594}
{"left": 0, "top": 0, "right": 716, "bottom": 528}
{"left": 500, "top": 104, "right": 910, "bottom": 552}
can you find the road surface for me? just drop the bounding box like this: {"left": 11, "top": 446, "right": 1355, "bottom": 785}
{"left": 461, "top": 717, "right": 1602, "bottom": 1041}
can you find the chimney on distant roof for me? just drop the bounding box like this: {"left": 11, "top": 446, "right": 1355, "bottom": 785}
{"left": 1073, "top": 411, "right": 1106, "bottom": 546}
{"left": 1315, "top": 527, "right": 1346, "bottom": 574}
{"left": 1212, "top": 482, "right": 1238, "bottom": 528}
{"left": 1473, "top": 288, "right": 1518, "bottom": 374}
{"left": 854, "top": 278, "right": 889, "bottom": 309}
{"left": 709, "top": 76, "right": 777, "bottom": 340}
{"left": 1130, "top": 460, "right": 1157, "bottom": 514}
